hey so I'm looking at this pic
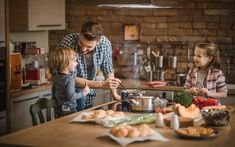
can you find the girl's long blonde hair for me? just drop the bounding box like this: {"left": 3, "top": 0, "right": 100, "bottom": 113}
{"left": 190, "top": 43, "right": 222, "bottom": 75}
{"left": 49, "top": 48, "right": 77, "bottom": 71}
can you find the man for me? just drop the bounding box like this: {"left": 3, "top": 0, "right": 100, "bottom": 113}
{"left": 58, "top": 21, "right": 121, "bottom": 110}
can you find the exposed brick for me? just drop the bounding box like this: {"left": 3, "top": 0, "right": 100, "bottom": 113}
{"left": 193, "top": 23, "right": 206, "bottom": 29}
{"left": 127, "top": 9, "right": 153, "bottom": 16}
{"left": 143, "top": 29, "right": 167, "bottom": 36}
{"left": 168, "top": 23, "right": 179, "bottom": 28}
{"left": 139, "top": 36, "right": 156, "bottom": 43}
{"left": 144, "top": 17, "right": 167, "bottom": 23}
{"left": 168, "top": 28, "right": 192, "bottom": 36}
{"left": 220, "top": 23, "right": 232, "bottom": 29}
{"left": 193, "top": 30, "right": 216, "bottom": 36}
{"left": 157, "top": 23, "right": 168, "bottom": 29}
{"left": 179, "top": 23, "right": 192, "bottom": 29}
{"left": 195, "top": 2, "right": 207, "bottom": 8}
{"left": 177, "top": 8, "right": 196, "bottom": 16}
{"left": 220, "top": 16, "right": 235, "bottom": 23}
{"left": 203, "top": 9, "right": 231, "bottom": 16}
{"left": 141, "top": 23, "right": 157, "bottom": 29}
{"left": 208, "top": 2, "right": 235, "bottom": 9}
{"left": 168, "top": 16, "right": 192, "bottom": 22}
{"left": 180, "top": 36, "right": 206, "bottom": 42}
{"left": 217, "top": 30, "right": 228, "bottom": 36}
{"left": 207, "top": 23, "right": 219, "bottom": 29}
{"left": 119, "top": 16, "right": 143, "bottom": 23}
{"left": 193, "top": 15, "right": 219, "bottom": 22}
{"left": 155, "top": 36, "right": 178, "bottom": 42}
{"left": 207, "top": 37, "right": 232, "bottom": 43}
{"left": 153, "top": 9, "right": 178, "bottom": 16}
{"left": 228, "top": 30, "right": 235, "bottom": 36}
{"left": 86, "top": 9, "right": 107, "bottom": 16}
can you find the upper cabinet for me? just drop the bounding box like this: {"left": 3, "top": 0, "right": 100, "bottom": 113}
{"left": 9, "top": 0, "right": 65, "bottom": 32}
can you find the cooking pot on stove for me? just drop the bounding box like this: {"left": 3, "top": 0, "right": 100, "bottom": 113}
{"left": 128, "top": 95, "right": 156, "bottom": 112}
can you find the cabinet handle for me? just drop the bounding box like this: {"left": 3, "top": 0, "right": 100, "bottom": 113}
{"left": 36, "top": 24, "right": 62, "bottom": 27}
{"left": 13, "top": 96, "right": 40, "bottom": 104}
{"left": 42, "top": 93, "right": 52, "bottom": 97}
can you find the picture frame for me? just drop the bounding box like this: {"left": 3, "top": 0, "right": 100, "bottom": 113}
{"left": 124, "top": 24, "right": 140, "bottom": 41}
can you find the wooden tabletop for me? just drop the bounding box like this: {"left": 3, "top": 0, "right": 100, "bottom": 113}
{"left": 0, "top": 102, "right": 234, "bottom": 147}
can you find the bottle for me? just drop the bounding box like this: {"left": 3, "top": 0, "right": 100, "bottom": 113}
{"left": 170, "top": 114, "right": 179, "bottom": 130}
{"left": 156, "top": 112, "right": 165, "bottom": 128}
{"left": 95, "top": 69, "right": 105, "bottom": 81}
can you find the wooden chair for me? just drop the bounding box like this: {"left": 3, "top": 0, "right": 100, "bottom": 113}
{"left": 29, "top": 98, "right": 58, "bottom": 126}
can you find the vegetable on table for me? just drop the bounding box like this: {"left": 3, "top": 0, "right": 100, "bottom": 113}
{"left": 174, "top": 91, "right": 194, "bottom": 108}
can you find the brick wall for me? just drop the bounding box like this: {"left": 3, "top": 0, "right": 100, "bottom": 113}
{"left": 49, "top": 0, "right": 235, "bottom": 83}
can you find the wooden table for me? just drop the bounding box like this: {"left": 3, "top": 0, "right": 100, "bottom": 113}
{"left": 0, "top": 102, "right": 234, "bottom": 147}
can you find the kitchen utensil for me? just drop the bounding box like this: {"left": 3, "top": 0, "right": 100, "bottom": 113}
{"left": 154, "top": 56, "right": 164, "bottom": 68}
{"left": 154, "top": 69, "right": 166, "bottom": 81}
{"left": 168, "top": 56, "right": 177, "bottom": 68}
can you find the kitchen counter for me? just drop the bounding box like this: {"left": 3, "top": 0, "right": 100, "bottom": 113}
{"left": 10, "top": 79, "right": 235, "bottom": 98}
{"left": 0, "top": 102, "right": 234, "bottom": 147}
{"left": 10, "top": 84, "right": 52, "bottom": 98}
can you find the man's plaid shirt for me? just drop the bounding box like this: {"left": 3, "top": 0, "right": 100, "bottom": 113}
{"left": 58, "top": 33, "right": 114, "bottom": 107}
{"left": 184, "top": 67, "right": 228, "bottom": 96}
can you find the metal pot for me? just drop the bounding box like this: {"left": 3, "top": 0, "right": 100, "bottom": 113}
{"left": 168, "top": 56, "right": 177, "bottom": 68}
{"left": 176, "top": 73, "right": 186, "bottom": 86}
{"left": 154, "top": 56, "right": 164, "bottom": 68}
{"left": 128, "top": 95, "right": 156, "bottom": 112}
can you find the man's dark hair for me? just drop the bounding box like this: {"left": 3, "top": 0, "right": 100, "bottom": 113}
{"left": 80, "top": 21, "right": 103, "bottom": 41}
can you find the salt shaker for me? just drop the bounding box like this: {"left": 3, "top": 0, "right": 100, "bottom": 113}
{"left": 156, "top": 112, "right": 165, "bottom": 128}
{"left": 170, "top": 114, "right": 179, "bottom": 130}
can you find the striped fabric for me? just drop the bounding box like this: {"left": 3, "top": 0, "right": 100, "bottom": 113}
{"left": 184, "top": 67, "right": 227, "bottom": 94}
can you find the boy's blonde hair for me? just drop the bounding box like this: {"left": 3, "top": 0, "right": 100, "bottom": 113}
{"left": 49, "top": 48, "right": 77, "bottom": 71}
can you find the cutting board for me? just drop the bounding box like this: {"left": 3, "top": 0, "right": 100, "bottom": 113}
{"left": 164, "top": 116, "right": 194, "bottom": 128}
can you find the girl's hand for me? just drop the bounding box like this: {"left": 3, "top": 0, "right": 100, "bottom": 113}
{"left": 189, "top": 87, "right": 200, "bottom": 95}
{"left": 199, "top": 88, "right": 209, "bottom": 96}
{"left": 83, "top": 82, "right": 90, "bottom": 96}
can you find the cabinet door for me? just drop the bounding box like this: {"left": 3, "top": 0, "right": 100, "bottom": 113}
{"left": 28, "top": 0, "right": 65, "bottom": 31}
{"left": 10, "top": 93, "right": 40, "bottom": 132}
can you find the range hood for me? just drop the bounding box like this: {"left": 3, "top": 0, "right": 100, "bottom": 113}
{"left": 76, "top": 0, "right": 182, "bottom": 8}
{"left": 98, "top": 4, "right": 172, "bottom": 9}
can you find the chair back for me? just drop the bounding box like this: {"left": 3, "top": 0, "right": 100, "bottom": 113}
{"left": 29, "top": 98, "right": 58, "bottom": 126}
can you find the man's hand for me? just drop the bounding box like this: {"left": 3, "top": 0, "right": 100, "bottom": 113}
{"left": 112, "top": 93, "right": 121, "bottom": 101}
{"left": 103, "top": 77, "right": 121, "bottom": 89}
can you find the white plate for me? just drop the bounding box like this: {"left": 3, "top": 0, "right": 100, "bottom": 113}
{"left": 103, "top": 131, "right": 169, "bottom": 146}
{"left": 71, "top": 111, "right": 126, "bottom": 123}
{"left": 71, "top": 112, "right": 96, "bottom": 123}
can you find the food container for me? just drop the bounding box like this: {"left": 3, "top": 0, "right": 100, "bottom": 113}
{"left": 201, "top": 109, "right": 230, "bottom": 126}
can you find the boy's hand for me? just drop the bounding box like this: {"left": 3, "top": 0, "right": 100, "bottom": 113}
{"left": 83, "top": 82, "right": 90, "bottom": 96}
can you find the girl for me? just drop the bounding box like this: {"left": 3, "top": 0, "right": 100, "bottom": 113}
{"left": 49, "top": 48, "right": 90, "bottom": 116}
{"left": 184, "top": 43, "right": 227, "bottom": 99}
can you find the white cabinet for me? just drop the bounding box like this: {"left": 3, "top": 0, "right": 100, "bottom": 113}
{"left": 9, "top": 0, "right": 65, "bottom": 32}
{"left": 10, "top": 89, "right": 52, "bottom": 132}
